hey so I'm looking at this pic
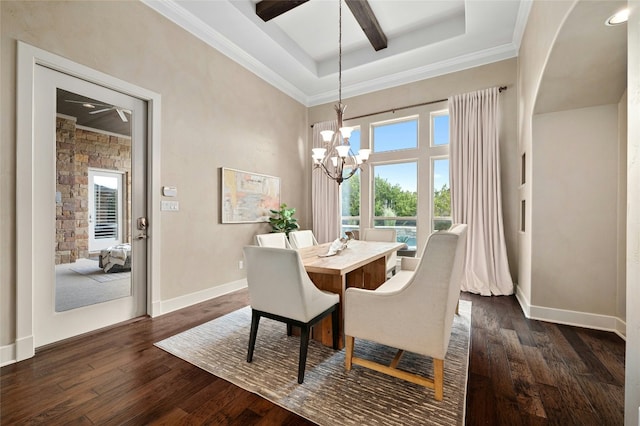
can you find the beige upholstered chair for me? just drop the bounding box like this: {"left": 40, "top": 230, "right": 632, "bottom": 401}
{"left": 344, "top": 224, "right": 468, "bottom": 400}
{"left": 255, "top": 232, "right": 291, "bottom": 249}
{"left": 243, "top": 246, "right": 339, "bottom": 384}
{"left": 361, "top": 228, "right": 398, "bottom": 276}
{"left": 288, "top": 230, "right": 319, "bottom": 249}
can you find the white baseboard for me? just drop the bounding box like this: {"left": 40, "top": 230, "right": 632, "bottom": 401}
{"left": 1, "top": 343, "right": 16, "bottom": 367}
{"left": 515, "top": 285, "right": 531, "bottom": 318}
{"left": 614, "top": 317, "right": 627, "bottom": 340}
{"left": 157, "top": 279, "right": 248, "bottom": 316}
{"left": 515, "top": 287, "right": 626, "bottom": 340}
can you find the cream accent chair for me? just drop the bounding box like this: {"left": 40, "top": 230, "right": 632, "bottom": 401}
{"left": 255, "top": 232, "right": 292, "bottom": 249}
{"left": 288, "top": 230, "right": 319, "bottom": 249}
{"left": 361, "top": 228, "right": 398, "bottom": 277}
{"left": 243, "top": 246, "right": 339, "bottom": 384}
{"left": 344, "top": 224, "right": 468, "bottom": 400}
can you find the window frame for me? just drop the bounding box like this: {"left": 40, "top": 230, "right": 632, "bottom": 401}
{"left": 340, "top": 104, "right": 450, "bottom": 255}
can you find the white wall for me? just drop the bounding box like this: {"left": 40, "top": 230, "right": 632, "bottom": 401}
{"left": 618, "top": 91, "right": 628, "bottom": 323}
{"left": 531, "top": 105, "right": 619, "bottom": 317}
{"left": 516, "top": 0, "right": 577, "bottom": 311}
{"left": 625, "top": 3, "right": 640, "bottom": 424}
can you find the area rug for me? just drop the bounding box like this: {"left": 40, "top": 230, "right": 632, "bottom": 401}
{"left": 69, "top": 258, "right": 130, "bottom": 283}
{"left": 155, "top": 300, "right": 471, "bottom": 426}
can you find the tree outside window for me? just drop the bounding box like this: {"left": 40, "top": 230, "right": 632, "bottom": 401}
{"left": 373, "top": 163, "right": 417, "bottom": 248}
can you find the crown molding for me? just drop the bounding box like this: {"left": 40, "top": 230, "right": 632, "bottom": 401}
{"left": 142, "top": 0, "right": 309, "bottom": 105}
{"left": 307, "top": 43, "right": 518, "bottom": 107}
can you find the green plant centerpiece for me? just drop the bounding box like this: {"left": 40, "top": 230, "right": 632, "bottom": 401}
{"left": 269, "top": 203, "right": 299, "bottom": 236}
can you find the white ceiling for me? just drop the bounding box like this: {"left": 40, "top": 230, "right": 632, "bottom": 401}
{"left": 143, "top": 0, "right": 532, "bottom": 106}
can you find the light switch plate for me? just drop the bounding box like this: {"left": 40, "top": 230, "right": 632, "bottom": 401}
{"left": 161, "top": 200, "right": 179, "bottom": 211}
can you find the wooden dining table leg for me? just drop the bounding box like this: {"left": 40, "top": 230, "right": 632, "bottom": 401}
{"left": 307, "top": 272, "right": 345, "bottom": 349}
{"left": 361, "top": 256, "right": 387, "bottom": 290}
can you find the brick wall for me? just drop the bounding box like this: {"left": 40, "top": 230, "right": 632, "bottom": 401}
{"left": 55, "top": 116, "right": 131, "bottom": 264}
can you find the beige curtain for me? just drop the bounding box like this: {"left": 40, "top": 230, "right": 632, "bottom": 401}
{"left": 312, "top": 120, "right": 340, "bottom": 244}
{"left": 449, "top": 87, "right": 513, "bottom": 296}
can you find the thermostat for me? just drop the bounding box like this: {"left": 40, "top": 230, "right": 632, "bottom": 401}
{"left": 162, "top": 186, "right": 177, "bottom": 197}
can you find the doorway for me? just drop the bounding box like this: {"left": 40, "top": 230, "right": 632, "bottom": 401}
{"left": 33, "top": 66, "right": 147, "bottom": 347}
{"left": 16, "top": 42, "right": 162, "bottom": 360}
{"left": 88, "top": 168, "right": 125, "bottom": 252}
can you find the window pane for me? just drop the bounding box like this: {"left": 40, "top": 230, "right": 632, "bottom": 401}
{"left": 372, "top": 119, "right": 417, "bottom": 152}
{"left": 94, "top": 177, "right": 119, "bottom": 239}
{"left": 373, "top": 162, "right": 417, "bottom": 249}
{"left": 433, "top": 158, "right": 451, "bottom": 230}
{"left": 433, "top": 114, "right": 449, "bottom": 146}
{"left": 348, "top": 127, "right": 360, "bottom": 153}
{"left": 340, "top": 174, "right": 360, "bottom": 237}
{"left": 373, "top": 218, "right": 417, "bottom": 249}
{"left": 338, "top": 128, "right": 361, "bottom": 181}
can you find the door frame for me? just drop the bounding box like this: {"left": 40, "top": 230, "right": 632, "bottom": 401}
{"left": 16, "top": 41, "right": 162, "bottom": 361}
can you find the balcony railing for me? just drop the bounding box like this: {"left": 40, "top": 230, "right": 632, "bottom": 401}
{"left": 341, "top": 216, "right": 454, "bottom": 251}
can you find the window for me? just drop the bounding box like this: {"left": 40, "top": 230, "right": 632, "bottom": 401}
{"left": 372, "top": 162, "right": 417, "bottom": 249}
{"left": 432, "top": 158, "right": 451, "bottom": 230}
{"left": 372, "top": 117, "right": 418, "bottom": 152}
{"left": 341, "top": 128, "right": 361, "bottom": 236}
{"left": 88, "top": 169, "right": 124, "bottom": 251}
{"left": 431, "top": 110, "right": 451, "bottom": 230}
{"left": 432, "top": 111, "right": 449, "bottom": 146}
{"left": 342, "top": 105, "right": 449, "bottom": 253}
{"left": 94, "top": 183, "right": 119, "bottom": 239}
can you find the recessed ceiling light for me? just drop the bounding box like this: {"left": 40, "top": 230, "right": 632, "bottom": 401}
{"left": 606, "top": 8, "right": 629, "bottom": 26}
{"left": 82, "top": 103, "right": 95, "bottom": 109}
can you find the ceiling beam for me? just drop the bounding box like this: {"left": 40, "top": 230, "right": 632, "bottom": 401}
{"left": 256, "top": 0, "right": 310, "bottom": 22}
{"left": 345, "top": 0, "right": 387, "bottom": 51}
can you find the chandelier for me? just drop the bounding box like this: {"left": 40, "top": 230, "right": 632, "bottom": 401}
{"left": 312, "top": 0, "right": 370, "bottom": 185}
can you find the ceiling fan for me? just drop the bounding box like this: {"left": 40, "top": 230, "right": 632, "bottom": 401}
{"left": 64, "top": 99, "right": 131, "bottom": 122}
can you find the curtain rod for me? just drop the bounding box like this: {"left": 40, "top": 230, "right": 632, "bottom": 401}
{"left": 311, "top": 85, "right": 507, "bottom": 127}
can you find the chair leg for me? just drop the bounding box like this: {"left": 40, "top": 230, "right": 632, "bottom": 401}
{"left": 331, "top": 307, "right": 339, "bottom": 350}
{"left": 434, "top": 358, "right": 444, "bottom": 401}
{"left": 345, "top": 335, "right": 354, "bottom": 370}
{"left": 247, "top": 310, "right": 260, "bottom": 363}
{"left": 286, "top": 324, "right": 292, "bottom": 336}
{"left": 298, "top": 324, "right": 311, "bottom": 384}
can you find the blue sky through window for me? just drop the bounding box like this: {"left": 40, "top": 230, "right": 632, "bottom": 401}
{"left": 373, "top": 120, "right": 417, "bottom": 152}
{"left": 347, "top": 115, "right": 450, "bottom": 192}
{"left": 348, "top": 128, "right": 361, "bottom": 152}
{"left": 433, "top": 114, "right": 449, "bottom": 145}
{"left": 375, "top": 162, "right": 417, "bottom": 192}
{"left": 433, "top": 159, "right": 449, "bottom": 191}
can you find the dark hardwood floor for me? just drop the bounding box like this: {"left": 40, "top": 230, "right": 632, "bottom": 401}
{"left": 1, "top": 290, "right": 625, "bottom": 425}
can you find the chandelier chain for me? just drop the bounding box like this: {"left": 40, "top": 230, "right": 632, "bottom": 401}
{"left": 338, "top": 0, "right": 342, "bottom": 105}
{"left": 311, "top": 0, "right": 370, "bottom": 185}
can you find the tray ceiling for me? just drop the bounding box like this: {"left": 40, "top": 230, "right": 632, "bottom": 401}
{"left": 143, "top": 0, "right": 531, "bottom": 106}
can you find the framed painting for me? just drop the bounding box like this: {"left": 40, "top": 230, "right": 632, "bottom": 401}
{"left": 221, "top": 167, "right": 280, "bottom": 223}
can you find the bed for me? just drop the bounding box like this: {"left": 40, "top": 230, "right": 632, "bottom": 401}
{"left": 98, "top": 243, "right": 132, "bottom": 273}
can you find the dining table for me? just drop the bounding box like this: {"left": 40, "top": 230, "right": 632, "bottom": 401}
{"left": 298, "top": 239, "right": 405, "bottom": 348}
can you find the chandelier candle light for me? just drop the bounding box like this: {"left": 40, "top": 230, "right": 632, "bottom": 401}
{"left": 312, "top": 0, "right": 370, "bottom": 185}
